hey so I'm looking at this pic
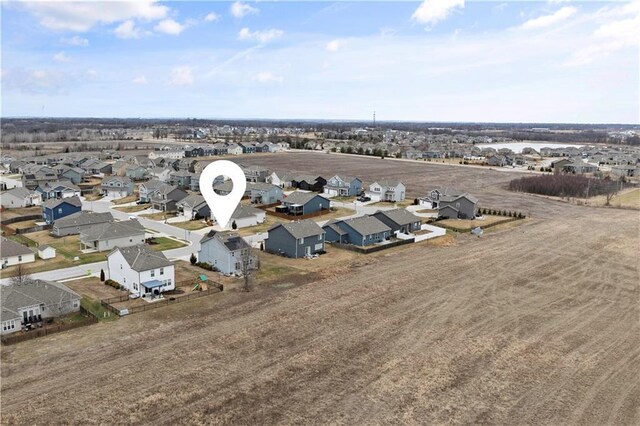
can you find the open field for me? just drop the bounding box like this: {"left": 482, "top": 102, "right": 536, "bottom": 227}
{"left": 1, "top": 152, "right": 638, "bottom": 424}
{"left": 438, "top": 215, "right": 518, "bottom": 231}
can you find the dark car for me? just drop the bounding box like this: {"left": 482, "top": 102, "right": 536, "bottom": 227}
{"left": 358, "top": 196, "right": 371, "bottom": 202}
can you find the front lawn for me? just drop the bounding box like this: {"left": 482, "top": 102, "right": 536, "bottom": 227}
{"left": 172, "top": 220, "right": 209, "bottom": 230}
{"left": 112, "top": 194, "right": 138, "bottom": 205}
{"left": 114, "top": 204, "right": 150, "bottom": 213}
{"left": 139, "top": 211, "right": 178, "bottom": 221}
{"left": 148, "top": 237, "right": 187, "bottom": 251}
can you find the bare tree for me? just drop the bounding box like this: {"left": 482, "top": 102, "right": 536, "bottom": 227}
{"left": 240, "top": 247, "right": 258, "bottom": 292}
{"left": 605, "top": 179, "right": 622, "bottom": 206}
{"left": 10, "top": 264, "right": 32, "bottom": 285}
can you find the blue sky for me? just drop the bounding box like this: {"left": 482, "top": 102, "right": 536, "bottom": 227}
{"left": 1, "top": 1, "right": 638, "bottom": 123}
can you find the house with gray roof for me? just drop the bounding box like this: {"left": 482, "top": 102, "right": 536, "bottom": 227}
{"left": 0, "top": 237, "right": 36, "bottom": 268}
{"left": 100, "top": 176, "right": 134, "bottom": 199}
{"left": 107, "top": 245, "right": 175, "bottom": 298}
{"left": 249, "top": 182, "right": 284, "bottom": 204}
{"left": 372, "top": 209, "right": 422, "bottom": 234}
{"left": 170, "top": 170, "right": 196, "bottom": 190}
{"left": 366, "top": 180, "right": 406, "bottom": 202}
{"left": 438, "top": 193, "right": 478, "bottom": 219}
{"left": 264, "top": 219, "right": 325, "bottom": 258}
{"left": 1, "top": 280, "right": 81, "bottom": 335}
{"left": 242, "top": 165, "right": 270, "bottom": 183}
{"left": 36, "top": 180, "right": 81, "bottom": 200}
{"left": 324, "top": 175, "right": 362, "bottom": 197}
{"left": 177, "top": 194, "right": 210, "bottom": 220}
{"left": 0, "top": 187, "right": 42, "bottom": 208}
{"left": 138, "top": 179, "right": 164, "bottom": 202}
{"left": 80, "top": 219, "right": 145, "bottom": 252}
{"left": 226, "top": 205, "right": 266, "bottom": 229}
{"left": 149, "top": 183, "right": 188, "bottom": 212}
{"left": 282, "top": 191, "right": 330, "bottom": 215}
{"left": 322, "top": 219, "right": 349, "bottom": 244}
{"left": 198, "top": 231, "right": 256, "bottom": 275}
{"left": 52, "top": 211, "right": 114, "bottom": 236}
{"left": 42, "top": 196, "right": 82, "bottom": 224}
{"left": 326, "top": 216, "right": 391, "bottom": 246}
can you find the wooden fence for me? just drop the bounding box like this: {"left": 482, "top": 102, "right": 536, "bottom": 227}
{"left": 0, "top": 214, "right": 42, "bottom": 225}
{"left": 430, "top": 216, "right": 523, "bottom": 233}
{"left": 100, "top": 282, "right": 223, "bottom": 316}
{"left": 327, "top": 238, "right": 415, "bottom": 254}
{"left": 16, "top": 224, "right": 51, "bottom": 234}
{"left": 1, "top": 307, "right": 99, "bottom": 346}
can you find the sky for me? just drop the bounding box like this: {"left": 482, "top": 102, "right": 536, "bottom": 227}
{"left": 1, "top": 0, "right": 638, "bottom": 123}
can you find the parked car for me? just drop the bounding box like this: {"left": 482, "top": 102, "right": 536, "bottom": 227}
{"left": 358, "top": 196, "right": 371, "bottom": 202}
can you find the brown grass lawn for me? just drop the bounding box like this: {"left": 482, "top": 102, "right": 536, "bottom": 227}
{"left": 148, "top": 237, "right": 187, "bottom": 252}
{"left": 236, "top": 215, "right": 290, "bottom": 237}
{"left": 438, "top": 215, "right": 518, "bottom": 231}
{"left": 111, "top": 194, "right": 138, "bottom": 205}
{"left": 139, "top": 211, "right": 178, "bottom": 221}
{"left": 171, "top": 220, "right": 209, "bottom": 231}
{"left": 587, "top": 187, "right": 640, "bottom": 209}
{"left": 4, "top": 219, "right": 38, "bottom": 230}
{"left": 113, "top": 204, "right": 150, "bottom": 213}
{"left": 0, "top": 206, "right": 41, "bottom": 221}
{"left": 64, "top": 277, "right": 125, "bottom": 301}
{"left": 83, "top": 193, "right": 103, "bottom": 201}
{"left": 369, "top": 199, "right": 415, "bottom": 208}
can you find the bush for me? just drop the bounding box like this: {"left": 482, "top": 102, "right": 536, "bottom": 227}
{"left": 413, "top": 198, "right": 419, "bottom": 205}
{"left": 509, "top": 174, "right": 618, "bottom": 198}
{"left": 104, "top": 279, "right": 121, "bottom": 289}
{"left": 190, "top": 253, "right": 197, "bottom": 265}
{"left": 195, "top": 261, "right": 214, "bottom": 271}
{"left": 100, "top": 269, "right": 105, "bottom": 282}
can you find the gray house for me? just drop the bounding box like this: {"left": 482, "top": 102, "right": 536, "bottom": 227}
{"left": 282, "top": 191, "right": 331, "bottom": 215}
{"left": 327, "top": 216, "right": 391, "bottom": 246}
{"left": 0, "top": 187, "right": 41, "bottom": 208}
{"left": 177, "top": 194, "right": 210, "bottom": 220}
{"left": 322, "top": 220, "right": 349, "bottom": 244}
{"left": 138, "top": 179, "right": 164, "bottom": 203}
{"left": 265, "top": 219, "right": 325, "bottom": 258}
{"left": 249, "top": 183, "right": 284, "bottom": 204}
{"left": 198, "top": 231, "right": 256, "bottom": 275}
{"left": 1, "top": 280, "right": 81, "bottom": 335}
{"left": 149, "top": 184, "right": 188, "bottom": 212}
{"left": 100, "top": 176, "right": 134, "bottom": 199}
{"left": 52, "top": 211, "right": 114, "bottom": 236}
{"left": 438, "top": 193, "right": 478, "bottom": 219}
{"left": 323, "top": 175, "right": 362, "bottom": 197}
{"left": 372, "top": 209, "right": 422, "bottom": 234}
{"left": 242, "top": 165, "right": 270, "bottom": 183}
{"left": 80, "top": 219, "right": 145, "bottom": 252}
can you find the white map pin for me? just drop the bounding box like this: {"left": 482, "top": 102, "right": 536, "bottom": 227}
{"left": 199, "top": 160, "right": 246, "bottom": 228}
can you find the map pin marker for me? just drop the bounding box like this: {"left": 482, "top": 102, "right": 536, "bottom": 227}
{"left": 199, "top": 160, "right": 246, "bottom": 229}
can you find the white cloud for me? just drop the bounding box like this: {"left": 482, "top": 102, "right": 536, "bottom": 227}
{"left": 204, "top": 12, "right": 220, "bottom": 22}
{"left": 326, "top": 39, "right": 342, "bottom": 52}
{"left": 411, "top": 0, "right": 465, "bottom": 26}
{"left": 154, "top": 19, "right": 186, "bottom": 35}
{"left": 519, "top": 6, "right": 577, "bottom": 30}
{"left": 60, "top": 35, "right": 89, "bottom": 47}
{"left": 238, "top": 27, "right": 283, "bottom": 44}
{"left": 22, "top": 0, "right": 169, "bottom": 32}
{"left": 53, "top": 52, "right": 70, "bottom": 63}
{"left": 86, "top": 69, "right": 98, "bottom": 79}
{"left": 230, "top": 2, "right": 258, "bottom": 19}
{"left": 169, "top": 66, "right": 194, "bottom": 86}
{"left": 114, "top": 20, "right": 141, "bottom": 39}
{"left": 254, "top": 71, "right": 283, "bottom": 83}
{"left": 132, "top": 75, "right": 148, "bottom": 84}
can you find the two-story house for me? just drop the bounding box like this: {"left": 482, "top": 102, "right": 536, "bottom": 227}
{"left": 107, "top": 245, "right": 175, "bottom": 298}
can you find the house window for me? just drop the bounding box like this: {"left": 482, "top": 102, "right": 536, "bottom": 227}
{"left": 18, "top": 255, "right": 22, "bottom": 262}
{"left": 160, "top": 268, "right": 164, "bottom": 275}
{"left": 299, "top": 238, "right": 304, "bottom": 244}
{"left": 151, "top": 270, "right": 155, "bottom": 277}
{"left": 58, "top": 207, "right": 63, "bottom": 214}
{"left": 73, "top": 301, "right": 79, "bottom": 308}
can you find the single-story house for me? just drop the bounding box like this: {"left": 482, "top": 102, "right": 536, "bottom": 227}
{"left": 42, "top": 196, "right": 82, "bottom": 224}
{"left": 198, "top": 231, "right": 256, "bottom": 275}
{"left": 0, "top": 237, "right": 36, "bottom": 268}
{"left": 372, "top": 209, "right": 422, "bottom": 234}
{"left": 226, "top": 205, "right": 266, "bottom": 229}
{"left": 80, "top": 219, "right": 145, "bottom": 252}
{"left": 36, "top": 180, "right": 81, "bottom": 200}
{"left": 327, "top": 216, "right": 391, "bottom": 246}
{"left": 107, "top": 245, "right": 175, "bottom": 298}
{"left": 1, "top": 280, "right": 81, "bottom": 335}
{"left": 281, "top": 191, "right": 330, "bottom": 215}
{"left": 264, "top": 219, "right": 325, "bottom": 258}
{"left": 52, "top": 211, "right": 114, "bottom": 236}
{"left": 0, "top": 187, "right": 42, "bottom": 208}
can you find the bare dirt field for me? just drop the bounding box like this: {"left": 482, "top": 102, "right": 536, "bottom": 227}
{"left": 1, "top": 153, "right": 638, "bottom": 425}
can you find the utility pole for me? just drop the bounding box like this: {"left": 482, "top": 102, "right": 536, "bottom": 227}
{"left": 373, "top": 111, "right": 376, "bottom": 128}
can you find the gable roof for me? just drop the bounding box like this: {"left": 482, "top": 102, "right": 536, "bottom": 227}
{"left": 322, "top": 219, "right": 348, "bottom": 235}
{"left": 231, "top": 204, "right": 262, "bottom": 219}
{"left": 80, "top": 219, "right": 144, "bottom": 241}
{"left": 53, "top": 211, "right": 114, "bottom": 229}
{"left": 200, "top": 230, "right": 250, "bottom": 251}
{"left": 3, "top": 187, "right": 33, "bottom": 199}
{"left": 42, "top": 196, "right": 82, "bottom": 209}
{"left": 1, "top": 280, "right": 80, "bottom": 322}
{"left": 373, "top": 208, "right": 421, "bottom": 226}
{"left": 283, "top": 191, "right": 325, "bottom": 205}
{"left": 268, "top": 219, "right": 324, "bottom": 239}
{"left": 371, "top": 180, "right": 403, "bottom": 188}
{"left": 109, "top": 244, "right": 172, "bottom": 272}
{"left": 337, "top": 215, "right": 391, "bottom": 236}
{"left": 0, "top": 237, "right": 34, "bottom": 258}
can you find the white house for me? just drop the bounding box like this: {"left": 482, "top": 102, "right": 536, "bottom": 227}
{"left": 100, "top": 176, "right": 134, "bottom": 199}
{"left": 0, "top": 187, "right": 42, "bottom": 208}
{"left": 226, "top": 143, "right": 244, "bottom": 155}
{"left": 107, "top": 245, "right": 175, "bottom": 298}
{"left": 149, "top": 149, "right": 185, "bottom": 160}
{"left": 0, "top": 237, "right": 35, "bottom": 268}
{"left": 366, "top": 180, "right": 406, "bottom": 202}
{"left": 223, "top": 205, "right": 266, "bottom": 229}
{"left": 37, "top": 245, "right": 56, "bottom": 260}
{"left": 198, "top": 231, "right": 256, "bottom": 275}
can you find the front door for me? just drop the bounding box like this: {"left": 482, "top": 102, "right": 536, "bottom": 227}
{"left": 305, "top": 246, "right": 311, "bottom": 256}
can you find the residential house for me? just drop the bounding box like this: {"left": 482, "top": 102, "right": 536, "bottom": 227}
{"left": 59, "top": 167, "right": 85, "bottom": 184}
{"left": 326, "top": 216, "right": 391, "bottom": 246}
{"left": 485, "top": 155, "right": 511, "bottom": 167}
{"left": 372, "top": 209, "right": 422, "bottom": 234}
{"left": 0, "top": 187, "right": 41, "bottom": 208}
{"left": 264, "top": 219, "right": 325, "bottom": 258}
{"left": 138, "top": 179, "right": 164, "bottom": 203}
{"left": 149, "top": 183, "right": 188, "bottom": 212}
{"left": 42, "top": 196, "right": 82, "bottom": 224}
{"left": 321, "top": 220, "right": 349, "bottom": 244}
{"left": 249, "top": 183, "right": 284, "bottom": 204}
{"left": 438, "top": 193, "right": 478, "bottom": 219}
{"left": 268, "top": 171, "right": 293, "bottom": 188}
{"left": 611, "top": 165, "right": 638, "bottom": 178}
{"left": 100, "top": 176, "right": 134, "bottom": 199}
{"left": 169, "top": 170, "right": 195, "bottom": 190}
{"left": 124, "top": 165, "right": 147, "bottom": 181}
{"left": 323, "top": 175, "right": 362, "bottom": 197}
{"left": 81, "top": 159, "right": 112, "bottom": 175}
{"left": 227, "top": 205, "right": 266, "bottom": 229}
{"left": 80, "top": 219, "right": 145, "bottom": 252}
{"left": 22, "top": 170, "right": 59, "bottom": 189}
{"left": 107, "top": 245, "right": 175, "bottom": 298}
{"left": 1, "top": 280, "right": 81, "bottom": 335}
{"left": 177, "top": 194, "right": 210, "bottom": 220}
{"left": 281, "top": 191, "right": 330, "bottom": 215}
{"left": 291, "top": 175, "right": 327, "bottom": 192}
{"left": 239, "top": 142, "right": 257, "bottom": 154}
{"left": 198, "top": 231, "right": 256, "bottom": 275}
{"left": 149, "top": 167, "right": 173, "bottom": 183}
{"left": 36, "top": 180, "right": 81, "bottom": 200}
{"left": 226, "top": 143, "right": 243, "bottom": 155}
{"left": 243, "top": 165, "right": 270, "bottom": 183}
{"left": 563, "top": 161, "right": 598, "bottom": 174}
{"left": 52, "top": 211, "right": 114, "bottom": 236}
{"left": 0, "top": 237, "right": 35, "bottom": 268}
{"left": 366, "top": 180, "right": 406, "bottom": 202}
